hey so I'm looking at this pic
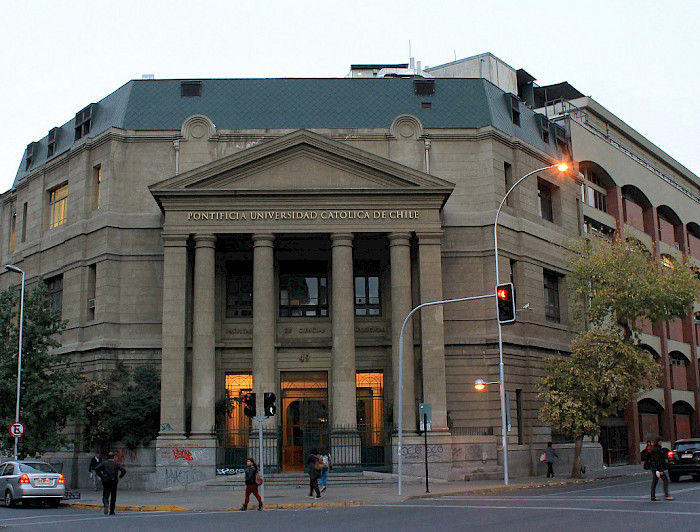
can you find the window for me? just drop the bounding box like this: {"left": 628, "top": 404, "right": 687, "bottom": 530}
{"left": 9, "top": 204, "right": 16, "bottom": 253}
{"left": 181, "top": 81, "right": 202, "bottom": 97}
{"left": 47, "top": 127, "right": 59, "bottom": 158}
{"left": 25, "top": 142, "right": 39, "bottom": 171}
{"left": 543, "top": 270, "right": 561, "bottom": 323}
{"left": 537, "top": 178, "right": 554, "bottom": 222}
{"left": 74, "top": 104, "right": 94, "bottom": 140}
{"left": 21, "top": 203, "right": 27, "bottom": 243}
{"left": 553, "top": 123, "right": 570, "bottom": 157}
{"left": 356, "top": 371, "right": 384, "bottom": 444}
{"left": 504, "top": 162, "right": 512, "bottom": 206}
{"left": 413, "top": 79, "right": 435, "bottom": 96}
{"left": 354, "top": 260, "right": 381, "bottom": 316}
{"left": 508, "top": 94, "right": 520, "bottom": 126}
{"left": 48, "top": 183, "right": 68, "bottom": 229}
{"left": 87, "top": 264, "right": 96, "bottom": 320}
{"left": 226, "top": 261, "right": 253, "bottom": 318}
{"left": 45, "top": 275, "right": 63, "bottom": 317}
{"left": 93, "top": 165, "right": 101, "bottom": 210}
{"left": 279, "top": 261, "right": 328, "bottom": 317}
{"left": 538, "top": 115, "right": 550, "bottom": 143}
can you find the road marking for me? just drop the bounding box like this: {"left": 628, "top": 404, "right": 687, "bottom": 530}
{"left": 372, "top": 503, "right": 700, "bottom": 516}
{"left": 533, "top": 479, "right": 648, "bottom": 496}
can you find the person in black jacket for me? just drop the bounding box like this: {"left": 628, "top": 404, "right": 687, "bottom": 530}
{"left": 88, "top": 452, "right": 102, "bottom": 490}
{"left": 239, "top": 457, "right": 263, "bottom": 511}
{"left": 306, "top": 448, "right": 323, "bottom": 499}
{"left": 94, "top": 451, "right": 127, "bottom": 515}
{"left": 649, "top": 437, "right": 674, "bottom": 501}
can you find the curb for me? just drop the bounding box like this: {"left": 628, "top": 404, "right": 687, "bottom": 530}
{"left": 66, "top": 500, "right": 369, "bottom": 512}
{"left": 66, "top": 503, "right": 190, "bottom": 511}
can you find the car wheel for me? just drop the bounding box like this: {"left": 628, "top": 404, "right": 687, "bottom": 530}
{"left": 669, "top": 473, "right": 680, "bottom": 482}
{"left": 4, "top": 490, "right": 15, "bottom": 508}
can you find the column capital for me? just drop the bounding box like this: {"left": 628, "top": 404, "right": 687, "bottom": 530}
{"left": 193, "top": 233, "right": 217, "bottom": 247}
{"left": 330, "top": 232, "right": 354, "bottom": 245}
{"left": 389, "top": 232, "right": 412, "bottom": 246}
{"left": 162, "top": 233, "right": 190, "bottom": 247}
{"left": 252, "top": 233, "right": 275, "bottom": 246}
{"left": 415, "top": 231, "right": 443, "bottom": 245}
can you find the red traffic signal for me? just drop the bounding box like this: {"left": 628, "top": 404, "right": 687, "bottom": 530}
{"left": 243, "top": 392, "right": 256, "bottom": 418}
{"left": 496, "top": 283, "right": 516, "bottom": 324}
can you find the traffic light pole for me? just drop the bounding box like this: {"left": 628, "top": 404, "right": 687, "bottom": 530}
{"left": 255, "top": 415, "right": 265, "bottom": 500}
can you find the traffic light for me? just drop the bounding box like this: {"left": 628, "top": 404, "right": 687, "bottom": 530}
{"left": 243, "top": 392, "right": 256, "bottom": 418}
{"left": 496, "top": 283, "right": 516, "bottom": 324}
{"left": 264, "top": 392, "right": 277, "bottom": 417}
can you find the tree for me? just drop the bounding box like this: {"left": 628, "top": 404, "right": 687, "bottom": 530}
{"left": 0, "top": 282, "right": 81, "bottom": 457}
{"left": 538, "top": 234, "right": 700, "bottom": 478}
{"left": 114, "top": 364, "right": 161, "bottom": 449}
{"left": 81, "top": 379, "right": 118, "bottom": 455}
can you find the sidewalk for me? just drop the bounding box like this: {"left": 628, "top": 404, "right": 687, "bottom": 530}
{"left": 65, "top": 465, "right": 646, "bottom": 512}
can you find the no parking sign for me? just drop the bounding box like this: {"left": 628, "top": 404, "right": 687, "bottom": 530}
{"left": 9, "top": 422, "right": 24, "bottom": 438}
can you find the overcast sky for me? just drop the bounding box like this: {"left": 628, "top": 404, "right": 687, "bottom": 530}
{"left": 1, "top": 0, "right": 698, "bottom": 193}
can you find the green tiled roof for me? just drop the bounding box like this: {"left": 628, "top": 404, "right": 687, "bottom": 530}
{"left": 15, "top": 77, "right": 560, "bottom": 185}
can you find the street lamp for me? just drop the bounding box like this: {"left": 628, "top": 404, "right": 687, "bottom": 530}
{"left": 494, "top": 162, "right": 569, "bottom": 486}
{"left": 3, "top": 264, "right": 25, "bottom": 460}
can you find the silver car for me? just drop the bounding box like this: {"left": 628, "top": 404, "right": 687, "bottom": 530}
{"left": 0, "top": 460, "right": 66, "bottom": 507}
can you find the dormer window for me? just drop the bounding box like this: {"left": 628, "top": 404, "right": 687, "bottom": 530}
{"left": 508, "top": 94, "right": 520, "bottom": 126}
{"left": 553, "top": 123, "right": 571, "bottom": 157}
{"left": 75, "top": 104, "right": 95, "bottom": 140}
{"left": 538, "top": 114, "right": 550, "bottom": 143}
{"left": 47, "top": 127, "right": 59, "bottom": 158}
{"left": 25, "top": 142, "right": 39, "bottom": 171}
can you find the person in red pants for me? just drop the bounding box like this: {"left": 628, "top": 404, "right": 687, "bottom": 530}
{"left": 240, "top": 457, "right": 263, "bottom": 511}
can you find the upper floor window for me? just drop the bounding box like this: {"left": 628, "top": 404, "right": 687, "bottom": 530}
{"left": 226, "top": 261, "right": 253, "bottom": 318}
{"left": 538, "top": 115, "right": 550, "bottom": 143}
{"left": 581, "top": 168, "right": 608, "bottom": 213}
{"left": 45, "top": 275, "right": 63, "bottom": 317}
{"left": 47, "top": 127, "right": 59, "bottom": 158}
{"left": 509, "top": 94, "right": 520, "bottom": 126}
{"left": 49, "top": 183, "right": 68, "bottom": 229}
{"left": 74, "top": 104, "right": 94, "bottom": 140}
{"left": 354, "top": 261, "right": 381, "bottom": 317}
{"left": 279, "top": 261, "right": 328, "bottom": 318}
{"left": 25, "top": 142, "right": 39, "bottom": 171}
{"left": 93, "top": 165, "right": 102, "bottom": 210}
{"left": 543, "top": 269, "right": 561, "bottom": 323}
{"left": 9, "top": 204, "right": 16, "bottom": 253}
{"left": 537, "top": 178, "right": 554, "bottom": 222}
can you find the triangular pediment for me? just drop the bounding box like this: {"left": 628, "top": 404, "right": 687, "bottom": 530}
{"left": 150, "top": 130, "right": 454, "bottom": 197}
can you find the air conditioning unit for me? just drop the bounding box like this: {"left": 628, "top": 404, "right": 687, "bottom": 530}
{"left": 87, "top": 298, "right": 95, "bottom": 310}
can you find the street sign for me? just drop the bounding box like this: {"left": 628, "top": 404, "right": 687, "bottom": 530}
{"left": 9, "top": 422, "right": 24, "bottom": 438}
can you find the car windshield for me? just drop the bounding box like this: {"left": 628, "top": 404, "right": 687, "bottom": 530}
{"left": 675, "top": 443, "right": 700, "bottom": 452}
{"left": 19, "top": 462, "right": 58, "bottom": 474}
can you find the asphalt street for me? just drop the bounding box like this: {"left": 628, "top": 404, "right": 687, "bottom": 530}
{"left": 1, "top": 476, "right": 700, "bottom": 531}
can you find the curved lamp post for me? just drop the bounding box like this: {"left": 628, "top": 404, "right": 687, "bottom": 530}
{"left": 494, "top": 162, "right": 568, "bottom": 485}
{"left": 3, "top": 264, "right": 25, "bottom": 460}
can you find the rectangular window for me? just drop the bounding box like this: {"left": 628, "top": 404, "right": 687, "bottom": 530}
{"left": 45, "top": 275, "right": 63, "bottom": 317}
{"left": 509, "top": 94, "right": 520, "bottom": 126}
{"left": 279, "top": 261, "right": 328, "bottom": 318}
{"left": 537, "top": 179, "right": 554, "bottom": 222}
{"left": 93, "top": 165, "right": 101, "bottom": 210}
{"left": 504, "top": 162, "right": 512, "bottom": 206}
{"left": 226, "top": 261, "right": 253, "bottom": 318}
{"left": 9, "top": 205, "right": 16, "bottom": 253}
{"left": 543, "top": 270, "right": 561, "bottom": 323}
{"left": 25, "top": 142, "right": 39, "bottom": 171}
{"left": 47, "top": 127, "right": 59, "bottom": 158}
{"left": 74, "top": 104, "right": 94, "bottom": 140}
{"left": 354, "top": 259, "right": 381, "bottom": 317}
{"left": 538, "top": 115, "right": 550, "bottom": 143}
{"left": 181, "top": 81, "right": 202, "bottom": 98}
{"left": 87, "top": 263, "right": 96, "bottom": 320}
{"left": 21, "top": 203, "right": 27, "bottom": 243}
{"left": 49, "top": 183, "right": 68, "bottom": 229}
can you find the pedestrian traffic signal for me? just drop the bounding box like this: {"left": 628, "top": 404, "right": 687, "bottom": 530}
{"left": 496, "top": 283, "right": 516, "bottom": 324}
{"left": 243, "top": 392, "right": 256, "bottom": 418}
{"left": 264, "top": 392, "right": 277, "bottom": 417}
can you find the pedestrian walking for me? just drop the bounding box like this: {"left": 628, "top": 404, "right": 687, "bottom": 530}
{"left": 306, "top": 447, "right": 324, "bottom": 499}
{"left": 88, "top": 452, "right": 102, "bottom": 491}
{"left": 94, "top": 451, "right": 127, "bottom": 515}
{"left": 318, "top": 446, "right": 332, "bottom": 493}
{"left": 544, "top": 442, "right": 558, "bottom": 478}
{"left": 650, "top": 437, "right": 674, "bottom": 501}
{"left": 641, "top": 440, "right": 653, "bottom": 470}
{"left": 239, "top": 457, "right": 263, "bottom": 511}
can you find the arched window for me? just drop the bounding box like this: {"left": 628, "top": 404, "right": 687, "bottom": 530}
{"left": 638, "top": 398, "right": 664, "bottom": 442}
{"left": 669, "top": 352, "right": 690, "bottom": 390}
{"left": 673, "top": 401, "right": 694, "bottom": 440}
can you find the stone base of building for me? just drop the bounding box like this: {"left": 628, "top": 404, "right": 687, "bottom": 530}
{"left": 155, "top": 437, "right": 217, "bottom": 489}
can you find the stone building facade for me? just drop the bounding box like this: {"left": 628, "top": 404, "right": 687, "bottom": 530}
{"left": 1, "top": 54, "right": 698, "bottom": 488}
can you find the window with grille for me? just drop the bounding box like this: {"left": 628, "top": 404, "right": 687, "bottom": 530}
{"left": 49, "top": 183, "right": 68, "bottom": 229}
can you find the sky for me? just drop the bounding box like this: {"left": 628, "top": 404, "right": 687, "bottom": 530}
{"left": 1, "top": 0, "right": 698, "bottom": 193}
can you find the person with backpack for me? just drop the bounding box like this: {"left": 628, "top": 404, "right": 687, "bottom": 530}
{"left": 306, "top": 447, "right": 325, "bottom": 499}
{"left": 239, "top": 457, "right": 263, "bottom": 511}
{"left": 94, "top": 451, "right": 127, "bottom": 515}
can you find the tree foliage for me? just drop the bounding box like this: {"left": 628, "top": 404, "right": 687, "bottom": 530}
{"left": 538, "top": 233, "right": 700, "bottom": 477}
{"left": 81, "top": 364, "right": 161, "bottom": 452}
{"left": 0, "top": 282, "right": 80, "bottom": 457}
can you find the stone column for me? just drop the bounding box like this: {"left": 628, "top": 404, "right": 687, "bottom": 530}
{"left": 158, "top": 234, "right": 189, "bottom": 439}
{"left": 390, "top": 232, "right": 416, "bottom": 431}
{"left": 416, "top": 232, "right": 448, "bottom": 431}
{"left": 252, "top": 234, "right": 276, "bottom": 429}
{"left": 331, "top": 233, "right": 357, "bottom": 428}
{"left": 191, "top": 234, "right": 217, "bottom": 439}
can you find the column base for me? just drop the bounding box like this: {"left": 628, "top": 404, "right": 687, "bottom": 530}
{"left": 155, "top": 437, "right": 216, "bottom": 489}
